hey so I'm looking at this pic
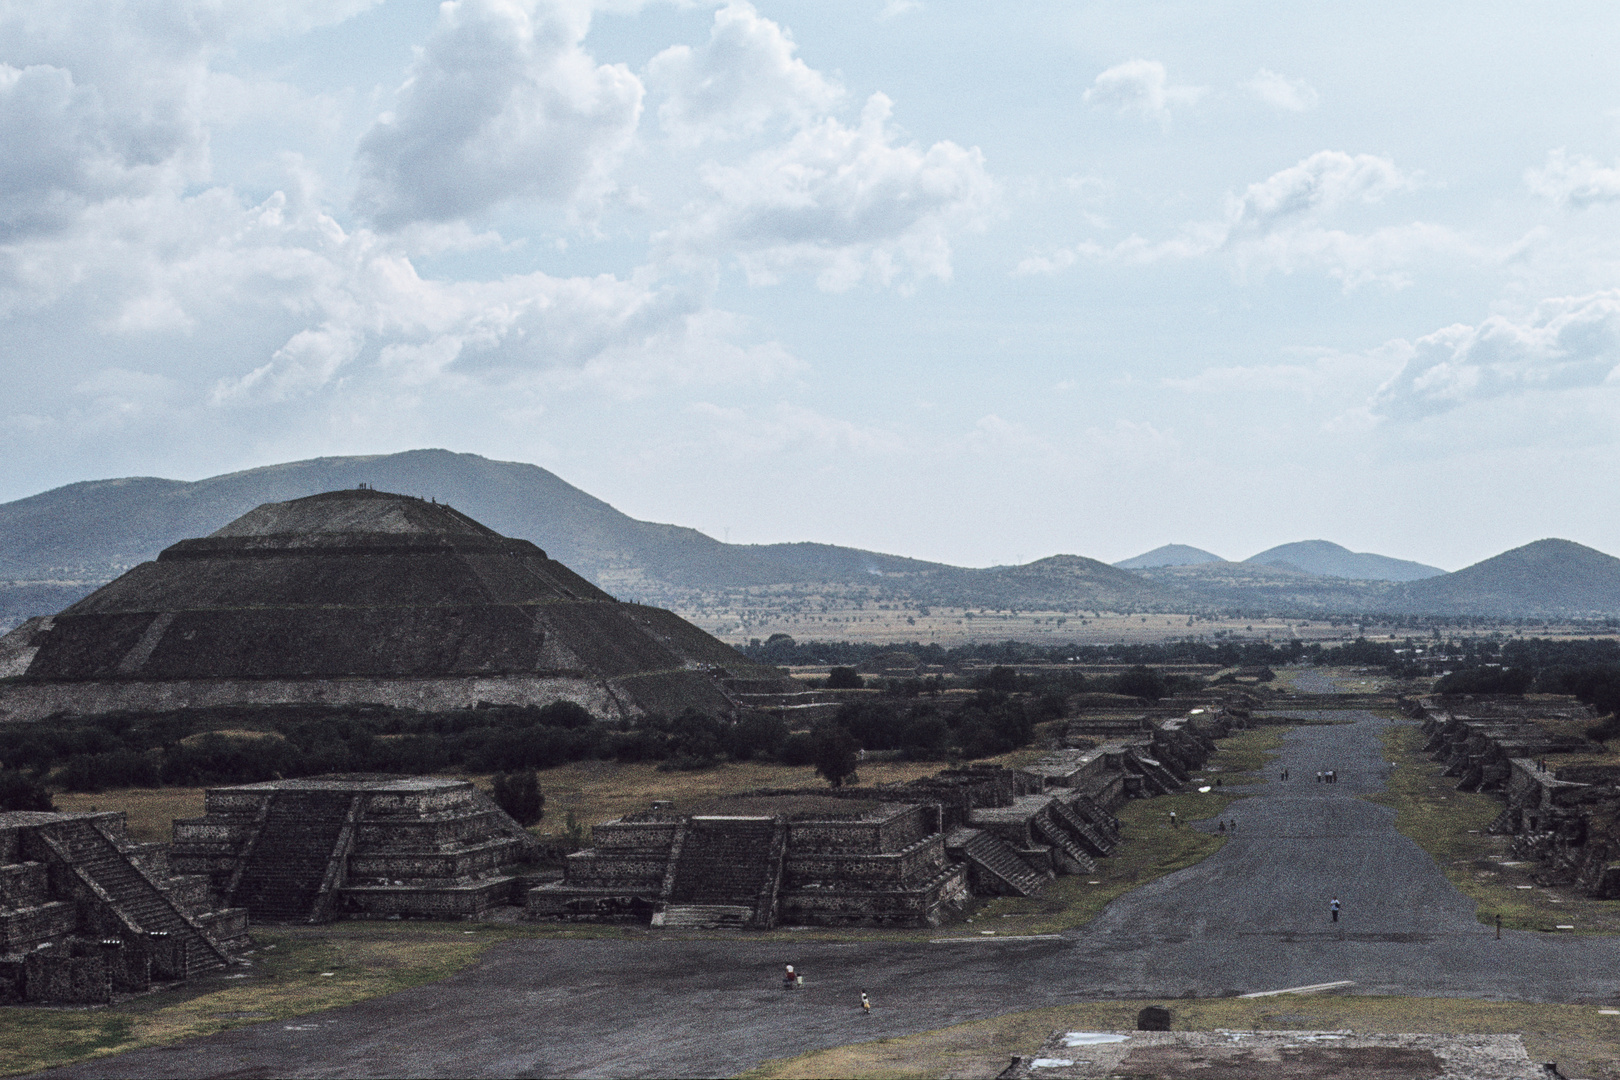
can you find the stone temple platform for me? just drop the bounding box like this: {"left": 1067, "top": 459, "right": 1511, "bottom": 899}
{"left": 1003, "top": 1029, "right": 1544, "bottom": 1080}
{"left": 529, "top": 801, "right": 970, "bottom": 929}
{"left": 1, "top": 810, "right": 247, "bottom": 1003}
{"left": 170, "top": 776, "right": 538, "bottom": 923}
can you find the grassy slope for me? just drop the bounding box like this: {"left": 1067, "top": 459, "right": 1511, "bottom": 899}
{"left": 738, "top": 996, "right": 1620, "bottom": 1080}
{"left": 1368, "top": 723, "right": 1620, "bottom": 934}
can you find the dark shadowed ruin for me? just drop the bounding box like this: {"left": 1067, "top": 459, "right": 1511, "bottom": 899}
{"left": 169, "top": 776, "right": 539, "bottom": 923}
{"left": 0, "top": 488, "right": 797, "bottom": 723}
{"left": 0, "top": 810, "right": 249, "bottom": 1004}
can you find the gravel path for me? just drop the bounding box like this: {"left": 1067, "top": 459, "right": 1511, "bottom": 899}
{"left": 38, "top": 713, "right": 1620, "bottom": 1079}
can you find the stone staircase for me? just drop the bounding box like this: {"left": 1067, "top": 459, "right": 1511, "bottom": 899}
{"left": 947, "top": 828, "right": 1047, "bottom": 897}
{"left": 668, "top": 817, "right": 780, "bottom": 914}
{"left": 1070, "top": 794, "right": 1120, "bottom": 842}
{"left": 231, "top": 791, "right": 356, "bottom": 922}
{"left": 1126, "top": 750, "right": 1181, "bottom": 795}
{"left": 1048, "top": 799, "right": 1113, "bottom": 857}
{"left": 657, "top": 904, "right": 752, "bottom": 929}
{"left": 1033, "top": 814, "right": 1097, "bottom": 874}
{"left": 42, "top": 819, "right": 231, "bottom": 971}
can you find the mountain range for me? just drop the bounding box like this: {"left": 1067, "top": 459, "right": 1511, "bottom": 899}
{"left": 1114, "top": 540, "right": 1445, "bottom": 582}
{"left": 2, "top": 449, "right": 1617, "bottom": 627}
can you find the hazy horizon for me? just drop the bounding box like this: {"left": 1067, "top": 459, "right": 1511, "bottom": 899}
{"left": 3, "top": 2, "right": 1617, "bottom": 570}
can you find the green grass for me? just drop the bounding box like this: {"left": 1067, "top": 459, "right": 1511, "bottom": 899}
{"left": 1368, "top": 724, "right": 1620, "bottom": 934}
{"left": 737, "top": 995, "right": 1620, "bottom": 1080}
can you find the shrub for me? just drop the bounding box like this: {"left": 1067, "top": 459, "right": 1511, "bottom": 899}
{"left": 0, "top": 769, "right": 53, "bottom": 812}
{"left": 826, "top": 667, "right": 863, "bottom": 690}
{"left": 779, "top": 732, "right": 816, "bottom": 767}
{"left": 491, "top": 770, "right": 545, "bottom": 826}
{"left": 810, "top": 724, "right": 860, "bottom": 788}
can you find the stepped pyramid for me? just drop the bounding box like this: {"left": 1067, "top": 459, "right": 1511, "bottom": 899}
{"left": 0, "top": 487, "right": 793, "bottom": 721}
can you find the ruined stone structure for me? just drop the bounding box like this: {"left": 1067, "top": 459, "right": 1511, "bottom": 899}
{"left": 1419, "top": 697, "right": 1620, "bottom": 898}
{"left": 528, "top": 802, "right": 970, "bottom": 928}
{"left": 0, "top": 811, "right": 247, "bottom": 1004}
{"left": 170, "top": 777, "right": 539, "bottom": 922}
{"left": 531, "top": 708, "right": 1232, "bottom": 927}
{"left": 0, "top": 488, "right": 795, "bottom": 723}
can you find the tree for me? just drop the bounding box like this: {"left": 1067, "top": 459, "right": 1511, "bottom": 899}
{"left": 826, "top": 667, "right": 863, "bottom": 690}
{"left": 973, "top": 666, "right": 1018, "bottom": 693}
{"left": 1114, "top": 665, "right": 1168, "bottom": 701}
{"left": 491, "top": 770, "right": 544, "bottom": 826}
{"left": 0, "top": 769, "right": 53, "bottom": 812}
{"left": 810, "top": 724, "right": 860, "bottom": 788}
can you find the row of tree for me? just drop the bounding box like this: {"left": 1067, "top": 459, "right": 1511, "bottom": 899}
{"left": 0, "top": 681, "right": 1072, "bottom": 792}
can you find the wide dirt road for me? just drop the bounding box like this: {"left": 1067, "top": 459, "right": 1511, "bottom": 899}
{"left": 41, "top": 714, "right": 1620, "bottom": 1078}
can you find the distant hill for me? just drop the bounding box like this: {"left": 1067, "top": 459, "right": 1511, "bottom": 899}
{"left": 1390, "top": 539, "right": 1620, "bottom": 617}
{"left": 5, "top": 452, "right": 1619, "bottom": 627}
{"left": 1244, "top": 540, "right": 1445, "bottom": 582}
{"left": 1114, "top": 544, "right": 1224, "bottom": 569}
{"left": 0, "top": 450, "right": 1184, "bottom": 627}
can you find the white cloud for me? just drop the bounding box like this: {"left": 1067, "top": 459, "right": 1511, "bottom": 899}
{"left": 1226, "top": 150, "right": 1412, "bottom": 233}
{"left": 1083, "top": 59, "right": 1204, "bottom": 126}
{"left": 1526, "top": 148, "right": 1620, "bottom": 209}
{"left": 1372, "top": 290, "right": 1620, "bottom": 419}
{"left": 353, "top": 0, "right": 643, "bottom": 229}
{"left": 646, "top": 1, "right": 840, "bottom": 144}
{"left": 1027, "top": 150, "right": 1462, "bottom": 289}
{"left": 670, "top": 93, "right": 994, "bottom": 291}
{"left": 879, "top": 0, "right": 923, "bottom": 18}
{"left": 1245, "top": 68, "right": 1318, "bottom": 112}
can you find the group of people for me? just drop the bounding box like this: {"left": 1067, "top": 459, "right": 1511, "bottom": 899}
{"left": 1316, "top": 769, "right": 1339, "bottom": 784}
{"left": 782, "top": 965, "right": 870, "bottom": 1014}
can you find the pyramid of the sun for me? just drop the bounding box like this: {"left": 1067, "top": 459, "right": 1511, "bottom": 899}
{"left": 0, "top": 488, "right": 792, "bottom": 721}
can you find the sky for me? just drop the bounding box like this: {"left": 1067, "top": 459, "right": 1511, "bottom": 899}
{"left": 3, "top": 1, "right": 1619, "bottom": 572}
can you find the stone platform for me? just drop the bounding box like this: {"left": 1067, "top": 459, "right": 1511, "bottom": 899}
{"left": 171, "top": 776, "right": 538, "bottom": 923}
{"left": 0, "top": 810, "right": 247, "bottom": 1004}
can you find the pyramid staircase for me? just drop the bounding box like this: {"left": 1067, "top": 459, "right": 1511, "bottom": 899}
{"left": 1048, "top": 798, "right": 1114, "bottom": 857}
{"left": 664, "top": 817, "right": 784, "bottom": 929}
{"left": 945, "top": 828, "right": 1047, "bottom": 897}
{"left": 229, "top": 791, "right": 360, "bottom": 922}
{"left": 1033, "top": 813, "right": 1097, "bottom": 874}
{"left": 1069, "top": 794, "right": 1121, "bottom": 843}
{"left": 38, "top": 819, "right": 233, "bottom": 971}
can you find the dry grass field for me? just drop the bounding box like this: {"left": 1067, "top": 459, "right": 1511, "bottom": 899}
{"left": 666, "top": 598, "right": 1620, "bottom": 651}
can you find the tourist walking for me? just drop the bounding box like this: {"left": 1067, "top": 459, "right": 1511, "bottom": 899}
{"left": 784, "top": 964, "right": 799, "bottom": 990}
{"left": 1331, "top": 898, "right": 1341, "bottom": 923}
{"left": 1169, "top": 811, "right": 1178, "bottom": 828}
{"left": 861, "top": 992, "right": 870, "bottom": 1015}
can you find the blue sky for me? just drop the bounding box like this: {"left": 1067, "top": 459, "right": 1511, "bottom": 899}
{"left": 3, "top": 1, "right": 1619, "bottom": 570}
